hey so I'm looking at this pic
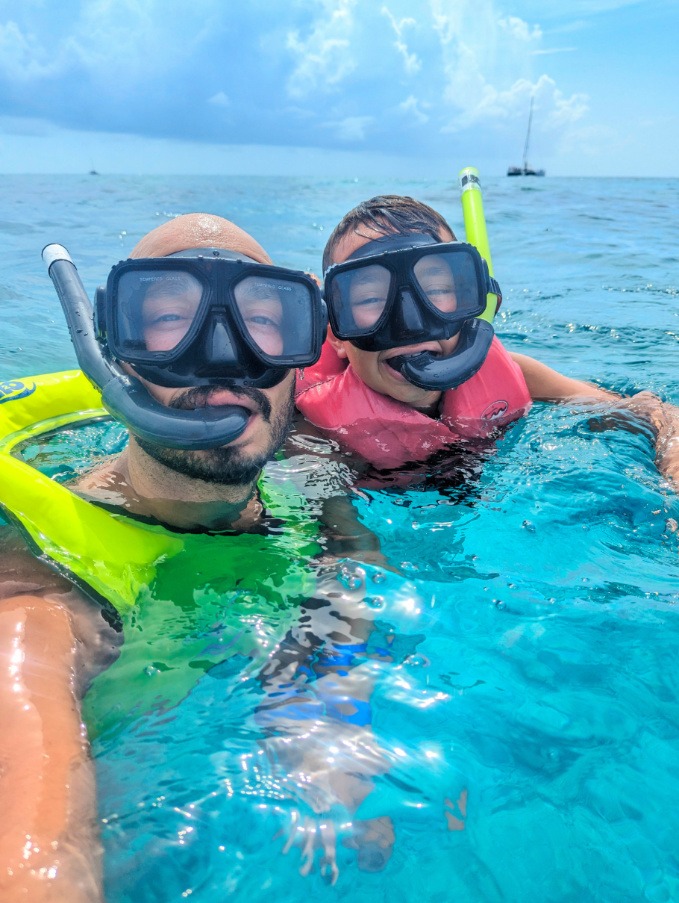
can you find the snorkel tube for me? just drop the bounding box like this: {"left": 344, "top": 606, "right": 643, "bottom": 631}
{"left": 392, "top": 166, "right": 497, "bottom": 391}
{"left": 42, "top": 244, "right": 250, "bottom": 450}
{"left": 459, "top": 165, "right": 498, "bottom": 321}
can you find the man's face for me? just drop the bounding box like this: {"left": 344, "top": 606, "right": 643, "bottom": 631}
{"left": 122, "top": 219, "right": 297, "bottom": 487}
{"left": 132, "top": 370, "right": 296, "bottom": 485}
{"left": 329, "top": 226, "right": 460, "bottom": 413}
{"left": 128, "top": 271, "right": 293, "bottom": 485}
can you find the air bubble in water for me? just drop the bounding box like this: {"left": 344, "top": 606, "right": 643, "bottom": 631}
{"left": 365, "top": 595, "right": 385, "bottom": 610}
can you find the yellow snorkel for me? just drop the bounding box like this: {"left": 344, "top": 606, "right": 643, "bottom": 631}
{"left": 459, "top": 166, "right": 498, "bottom": 322}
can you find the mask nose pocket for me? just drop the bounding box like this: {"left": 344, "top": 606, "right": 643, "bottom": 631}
{"left": 394, "top": 288, "right": 426, "bottom": 336}
{"left": 204, "top": 318, "right": 238, "bottom": 366}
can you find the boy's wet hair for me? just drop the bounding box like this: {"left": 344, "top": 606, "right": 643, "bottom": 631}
{"left": 322, "top": 195, "right": 456, "bottom": 273}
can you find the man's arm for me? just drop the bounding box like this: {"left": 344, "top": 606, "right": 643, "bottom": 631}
{"left": 255, "top": 564, "right": 394, "bottom": 882}
{"left": 0, "top": 592, "right": 103, "bottom": 903}
{"left": 0, "top": 532, "right": 109, "bottom": 902}
{"left": 639, "top": 398, "right": 679, "bottom": 491}
{"left": 511, "top": 352, "right": 679, "bottom": 489}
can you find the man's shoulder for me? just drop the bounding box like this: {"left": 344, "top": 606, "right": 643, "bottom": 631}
{"left": 0, "top": 524, "right": 75, "bottom": 602}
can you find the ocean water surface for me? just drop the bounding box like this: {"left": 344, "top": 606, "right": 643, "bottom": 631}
{"left": 1, "top": 174, "right": 678, "bottom": 901}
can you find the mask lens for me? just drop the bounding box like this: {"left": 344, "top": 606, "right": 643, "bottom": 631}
{"left": 233, "top": 275, "right": 316, "bottom": 360}
{"left": 116, "top": 270, "right": 204, "bottom": 354}
{"left": 330, "top": 264, "right": 391, "bottom": 335}
{"left": 413, "top": 249, "right": 482, "bottom": 318}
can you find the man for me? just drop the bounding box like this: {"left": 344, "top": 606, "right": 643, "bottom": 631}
{"left": 296, "top": 194, "right": 679, "bottom": 486}
{"left": 0, "top": 214, "right": 375, "bottom": 900}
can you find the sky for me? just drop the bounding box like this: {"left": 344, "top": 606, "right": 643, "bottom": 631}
{"left": 0, "top": 0, "right": 677, "bottom": 178}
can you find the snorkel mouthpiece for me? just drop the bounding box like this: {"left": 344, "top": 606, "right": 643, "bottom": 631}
{"left": 101, "top": 378, "right": 250, "bottom": 450}
{"left": 389, "top": 318, "right": 494, "bottom": 391}
{"left": 42, "top": 244, "right": 250, "bottom": 449}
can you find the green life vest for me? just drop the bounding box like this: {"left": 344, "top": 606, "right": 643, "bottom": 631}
{"left": 0, "top": 371, "right": 321, "bottom": 738}
{"left": 0, "top": 370, "right": 320, "bottom": 613}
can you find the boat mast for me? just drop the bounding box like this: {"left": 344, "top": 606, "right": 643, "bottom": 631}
{"left": 522, "top": 97, "right": 534, "bottom": 171}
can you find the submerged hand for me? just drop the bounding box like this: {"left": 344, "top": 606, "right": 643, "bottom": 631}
{"left": 278, "top": 810, "right": 394, "bottom": 883}
{"left": 341, "top": 815, "right": 394, "bottom": 872}
{"left": 279, "top": 809, "right": 340, "bottom": 885}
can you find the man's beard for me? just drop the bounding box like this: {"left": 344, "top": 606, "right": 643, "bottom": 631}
{"left": 135, "top": 383, "right": 295, "bottom": 486}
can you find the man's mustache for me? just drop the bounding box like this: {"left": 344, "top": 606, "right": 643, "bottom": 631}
{"left": 169, "top": 385, "right": 272, "bottom": 422}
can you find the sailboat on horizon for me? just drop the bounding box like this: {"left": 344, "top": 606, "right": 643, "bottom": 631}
{"left": 507, "top": 97, "right": 545, "bottom": 177}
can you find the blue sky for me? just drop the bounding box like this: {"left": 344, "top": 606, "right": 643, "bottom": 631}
{"left": 1, "top": 0, "right": 676, "bottom": 177}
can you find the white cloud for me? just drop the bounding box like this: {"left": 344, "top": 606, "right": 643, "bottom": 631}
{"left": 324, "top": 114, "right": 374, "bottom": 141}
{"left": 3, "top": 0, "right": 221, "bottom": 81}
{"left": 431, "top": 1, "right": 544, "bottom": 109}
{"left": 285, "top": 0, "right": 358, "bottom": 98}
{"left": 425, "top": 0, "right": 588, "bottom": 149}
{"left": 441, "top": 73, "right": 588, "bottom": 135}
{"left": 381, "top": 6, "right": 421, "bottom": 75}
{"left": 208, "top": 92, "right": 230, "bottom": 107}
{"left": 498, "top": 16, "right": 542, "bottom": 42}
{"left": 540, "top": 76, "right": 588, "bottom": 127}
{"left": 399, "top": 95, "right": 429, "bottom": 125}
{"left": 0, "top": 0, "right": 673, "bottom": 176}
{"left": 0, "top": 20, "right": 63, "bottom": 79}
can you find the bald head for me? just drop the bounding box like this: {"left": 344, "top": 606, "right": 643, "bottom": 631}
{"left": 131, "top": 213, "right": 272, "bottom": 264}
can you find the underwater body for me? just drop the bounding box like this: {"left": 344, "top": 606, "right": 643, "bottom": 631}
{"left": 1, "top": 173, "right": 679, "bottom": 901}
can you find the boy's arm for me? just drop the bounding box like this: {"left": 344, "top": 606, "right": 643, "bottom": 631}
{"left": 320, "top": 493, "right": 387, "bottom": 566}
{"left": 510, "top": 352, "right": 617, "bottom": 401}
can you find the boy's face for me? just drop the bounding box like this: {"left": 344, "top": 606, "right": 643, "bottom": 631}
{"left": 327, "top": 225, "right": 459, "bottom": 412}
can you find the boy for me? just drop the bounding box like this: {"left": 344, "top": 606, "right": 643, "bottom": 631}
{"left": 296, "top": 195, "right": 679, "bottom": 486}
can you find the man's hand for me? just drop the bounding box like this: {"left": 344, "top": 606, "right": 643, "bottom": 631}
{"left": 587, "top": 391, "right": 679, "bottom": 490}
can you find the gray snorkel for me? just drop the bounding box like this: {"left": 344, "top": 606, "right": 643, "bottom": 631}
{"left": 42, "top": 244, "right": 251, "bottom": 450}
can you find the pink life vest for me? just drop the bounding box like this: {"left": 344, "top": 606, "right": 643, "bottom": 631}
{"left": 295, "top": 337, "right": 531, "bottom": 469}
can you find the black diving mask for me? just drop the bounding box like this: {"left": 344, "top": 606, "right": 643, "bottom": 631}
{"left": 95, "top": 249, "right": 325, "bottom": 390}
{"left": 43, "top": 243, "right": 325, "bottom": 451}
{"left": 324, "top": 233, "right": 500, "bottom": 391}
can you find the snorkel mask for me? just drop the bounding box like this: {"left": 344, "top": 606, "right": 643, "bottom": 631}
{"left": 43, "top": 245, "right": 325, "bottom": 450}
{"left": 324, "top": 233, "right": 500, "bottom": 391}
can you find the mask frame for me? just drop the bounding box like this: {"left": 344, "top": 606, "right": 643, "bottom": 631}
{"left": 325, "top": 235, "right": 500, "bottom": 352}
{"left": 95, "top": 250, "right": 325, "bottom": 389}
{"left": 324, "top": 233, "right": 500, "bottom": 391}
{"left": 43, "top": 244, "right": 325, "bottom": 450}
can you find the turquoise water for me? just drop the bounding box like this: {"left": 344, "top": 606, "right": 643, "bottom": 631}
{"left": 2, "top": 175, "right": 679, "bottom": 901}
